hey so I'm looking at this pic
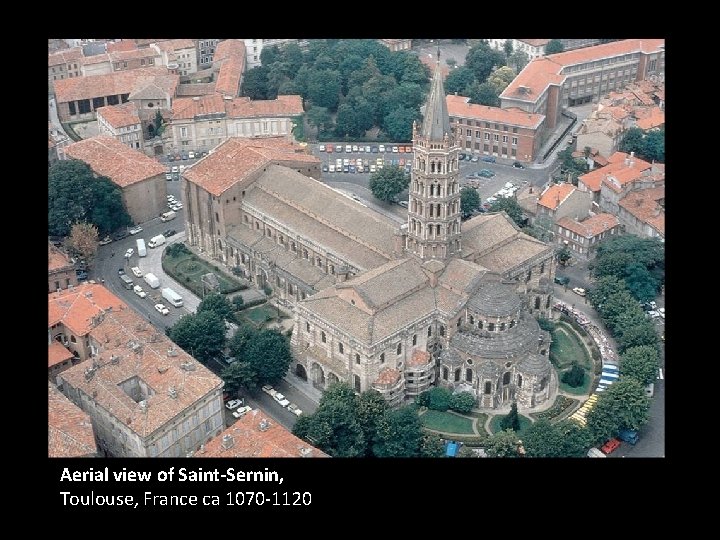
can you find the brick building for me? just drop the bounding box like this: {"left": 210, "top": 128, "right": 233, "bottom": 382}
{"left": 65, "top": 136, "right": 167, "bottom": 224}
{"left": 49, "top": 382, "right": 98, "bottom": 457}
{"left": 58, "top": 299, "right": 224, "bottom": 457}
{"left": 447, "top": 95, "right": 545, "bottom": 162}
{"left": 195, "top": 410, "right": 328, "bottom": 458}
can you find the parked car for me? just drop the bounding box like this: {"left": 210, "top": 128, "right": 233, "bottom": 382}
{"left": 129, "top": 226, "right": 143, "bottom": 235}
{"left": 163, "top": 229, "right": 177, "bottom": 237}
{"left": 171, "top": 166, "right": 179, "bottom": 173}
{"left": 76, "top": 270, "right": 88, "bottom": 280}
{"left": 553, "top": 276, "right": 570, "bottom": 286}
{"left": 322, "top": 164, "right": 328, "bottom": 172}
{"left": 165, "top": 173, "right": 173, "bottom": 180}
{"left": 112, "top": 230, "right": 129, "bottom": 241}
{"left": 600, "top": 438, "right": 621, "bottom": 455}
{"left": 512, "top": 161, "right": 525, "bottom": 168}
{"left": 99, "top": 236, "right": 112, "bottom": 246}
{"left": 398, "top": 200, "right": 408, "bottom": 208}
{"left": 232, "top": 405, "right": 252, "bottom": 418}
{"left": 133, "top": 285, "right": 147, "bottom": 298}
{"left": 470, "top": 155, "right": 479, "bottom": 162}
{"left": 154, "top": 303, "right": 170, "bottom": 315}
{"left": 273, "top": 392, "right": 290, "bottom": 407}
{"left": 572, "top": 287, "right": 586, "bottom": 296}
{"left": 131, "top": 266, "right": 143, "bottom": 277}
{"left": 478, "top": 169, "right": 495, "bottom": 178}
{"left": 287, "top": 403, "right": 303, "bottom": 417}
{"left": 618, "top": 429, "right": 639, "bottom": 445}
{"left": 481, "top": 156, "right": 496, "bottom": 163}
{"left": 188, "top": 151, "right": 195, "bottom": 159}
{"left": 124, "top": 248, "right": 134, "bottom": 258}
{"left": 378, "top": 144, "right": 386, "bottom": 153}
{"left": 318, "top": 144, "right": 326, "bottom": 152}
{"left": 261, "top": 385, "right": 274, "bottom": 395}
{"left": 118, "top": 268, "right": 125, "bottom": 276}
{"left": 225, "top": 399, "right": 243, "bottom": 411}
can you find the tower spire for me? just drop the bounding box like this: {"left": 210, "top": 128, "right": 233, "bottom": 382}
{"left": 421, "top": 48, "right": 451, "bottom": 141}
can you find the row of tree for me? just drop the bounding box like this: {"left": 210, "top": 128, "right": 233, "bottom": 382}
{"left": 619, "top": 127, "right": 665, "bottom": 164}
{"left": 241, "top": 40, "right": 430, "bottom": 142}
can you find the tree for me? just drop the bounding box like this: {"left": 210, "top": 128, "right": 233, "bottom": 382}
{"left": 373, "top": 406, "right": 424, "bottom": 457}
{"left": 241, "top": 66, "right": 270, "bottom": 99}
{"left": 335, "top": 103, "right": 365, "bottom": 138}
{"left": 508, "top": 50, "right": 530, "bottom": 72}
{"left": 555, "top": 420, "right": 593, "bottom": 457}
{"left": 545, "top": 40, "right": 565, "bottom": 54}
{"left": 426, "top": 387, "right": 452, "bottom": 411}
{"left": 522, "top": 420, "right": 565, "bottom": 457}
{"left": 307, "top": 69, "right": 341, "bottom": 110}
{"left": 242, "top": 329, "right": 293, "bottom": 386}
{"left": 486, "top": 429, "right": 521, "bottom": 457}
{"left": 499, "top": 401, "right": 520, "bottom": 431}
{"left": 449, "top": 391, "right": 476, "bottom": 414}
{"left": 624, "top": 262, "right": 659, "bottom": 303}
{"left": 232, "top": 295, "right": 244, "bottom": 310}
{"left": 503, "top": 39, "right": 514, "bottom": 57}
{"left": 616, "top": 322, "right": 659, "bottom": 354}
{"left": 420, "top": 434, "right": 446, "bottom": 457}
{"left": 356, "top": 390, "right": 388, "bottom": 455}
{"left": 67, "top": 222, "right": 99, "bottom": 265}
{"left": 197, "top": 293, "right": 235, "bottom": 323}
{"left": 444, "top": 66, "right": 476, "bottom": 95}
{"left": 488, "top": 197, "right": 525, "bottom": 226}
{"left": 586, "top": 378, "right": 650, "bottom": 443}
{"left": 88, "top": 178, "right": 132, "bottom": 236}
{"left": 382, "top": 106, "right": 419, "bottom": 142}
{"left": 621, "top": 346, "right": 660, "bottom": 386}
{"left": 167, "top": 311, "right": 226, "bottom": 364}
{"left": 587, "top": 275, "right": 627, "bottom": 311}
{"left": 561, "top": 364, "right": 585, "bottom": 387}
{"left": 369, "top": 165, "right": 409, "bottom": 203}
{"left": 153, "top": 110, "right": 164, "bottom": 137}
{"left": 306, "top": 106, "right": 333, "bottom": 137}
{"left": 465, "top": 40, "right": 506, "bottom": 82}
{"left": 619, "top": 127, "right": 645, "bottom": 155}
{"left": 557, "top": 245, "right": 572, "bottom": 266}
{"left": 487, "top": 65, "right": 516, "bottom": 94}
{"left": 642, "top": 130, "right": 665, "bottom": 163}
{"left": 221, "top": 360, "right": 258, "bottom": 394}
{"left": 228, "top": 322, "right": 255, "bottom": 358}
{"left": 468, "top": 81, "right": 500, "bottom": 107}
{"left": 460, "top": 187, "right": 481, "bottom": 217}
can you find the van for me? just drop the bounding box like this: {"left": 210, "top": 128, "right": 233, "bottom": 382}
{"left": 136, "top": 238, "right": 146, "bottom": 257}
{"left": 119, "top": 274, "right": 134, "bottom": 290}
{"left": 148, "top": 234, "right": 166, "bottom": 248}
{"left": 160, "top": 211, "right": 176, "bottom": 222}
{"left": 162, "top": 287, "right": 183, "bottom": 307}
{"left": 618, "top": 429, "right": 639, "bottom": 445}
{"left": 587, "top": 447, "right": 606, "bottom": 458}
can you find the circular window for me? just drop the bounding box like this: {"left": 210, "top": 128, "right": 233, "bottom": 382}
{"left": 505, "top": 362, "right": 512, "bottom": 368}
{"left": 147, "top": 102, "right": 154, "bottom": 107}
{"left": 466, "top": 359, "right": 473, "bottom": 365}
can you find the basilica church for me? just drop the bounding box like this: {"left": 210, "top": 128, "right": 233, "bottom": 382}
{"left": 182, "top": 55, "right": 558, "bottom": 410}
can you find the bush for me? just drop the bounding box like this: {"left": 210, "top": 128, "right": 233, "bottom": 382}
{"left": 562, "top": 364, "right": 585, "bottom": 387}
{"left": 416, "top": 391, "right": 430, "bottom": 407}
{"left": 537, "top": 317, "right": 555, "bottom": 332}
{"left": 235, "top": 297, "right": 267, "bottom": 311}
{"left": 263, "top": 285, "right": 273, "bottom": 296}
{"left": 450, "top": 392, "right": 476, "bottom": 414}
{"left": 427, "top": 387, "right": 452, "bottom": 411}
{"left": 232, "top": 296, "right": 245, "bottom": 309}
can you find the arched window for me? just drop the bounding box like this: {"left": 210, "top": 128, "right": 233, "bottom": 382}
{"left": 456, "top": 318, "right": 461, "bottom": 328}
{"left": 412, "top": 334, "right": 417, "bottom": 345}
{"left": 488, "top": 322, "right": 495, "bottom": 332}
{"left": 500, "top": 322, "right": 506, "bottom": 331}
{"left": 454, "top": 368, "right": 461, "bottom": 382}
{"left": 469, "top": 315, "right": 474, "bottom": 325}
{"left": 355, "top": 354, "right": 360, "bottom": 364}
{"left": 466, "top": 369, "right": 473, "bottom": 382}
{"left": 503, "top": 372, "right": 511, "bottom": 385}
{"left": 540, "top": 262, "right": 545, "bottom": 274}
{"left": 442, "top": 367, "right": 448, "bottom": 380}
{"left": 546, "top": 296, "right": 551, "bottom": 309}
{"left": 321, "top": 331, "right": 326, "bottom": 343}
{"left": 380, "top": 353, "right": 385, "bottom": 364}
{"left": 338, "top": 342, "right": 344, "bottom": 354}
{"left": 535, "top": 296, "right": 541, "bottom": 309}
{"left": 70, "top": 335, "right": 77, "bottom": 343}
{"left": 440, "top": 326, "right": 445, "bottom": 337}
{"left": 396, "top": 343, "right": 402, "bottom": 355}
{"left": 436, "top": 224, "right": 441, "bottom": 236}
{"left": 517, "top": 374, "right": 523, "bottom": 388}
{"left": 484, "top": 381, "right": 492, "bottom": 394}
{"left": 478, "top": 320, "right": 484, "bottom": 330}
{"left": 540, "top": 377, "right": 548, "bottom": 390}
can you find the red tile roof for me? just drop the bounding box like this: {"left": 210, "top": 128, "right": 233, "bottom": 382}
{"left": 579, "top": 151, "right": 652, "bottom": 192}
{"left": 375, "top": 368, "right": 401, "bottom": 386}
{"left": 184, "top": 137, "right": 319, "bottom": 197}
{"left": 196, "top": 410, "right": 329, "bottom": 458}
{"left": 618, "top": 187, "right": 665, "bottom": 236}
{"left": 538, "top": 183, "right": 576, "bottom": 210}
{"left": 106, "top": 40, "right": 137, "bottom": 53}
{"left": 53, "top": 67, "right": 177, "bottom": 104}
{"left": 407, "top": 349, "right": 431, "bottom": 367}
{"left": 48, "top": 382, "right": 97, "bottom": 457}
{"left": 213, "top": 40, "right": 246, "bottom": 97}
{"left": 172, "top": 94, "right": 303, "bottom": 121}
{"left": 65, "top": 135, "right": 166, "bottom": 187}
{"left": 48, "top": 242, "right": 73, "bottom": 273}
{"left": 447, "top": 95, "right": 545, "bottom": 128}
{"left": 635, "top": 106, "right": 665, "bottom": 130}
{"left": 48, "top": 341, "right": 74, "bottom": 368}
{"left": 502, "top": 39, "right": 665, "bottom": 103}
{"left": 96, "top": 102, "right": 140, "bottom": 129}
{"left": 48, "top": 47, "right": 83, "bottom": 67}
{"left": 153, "top": 39, "right": 195, "bottom": 52}
{"left": 556, "top": 213, "right": 619, "bottom": 239}
{"left": 48, "top": 282, "right": 127, "bottom": 336}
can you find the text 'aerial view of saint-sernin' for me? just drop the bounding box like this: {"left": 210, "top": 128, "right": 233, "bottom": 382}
{"left": 48, "top": 38, "right": 664, "bottom": 459}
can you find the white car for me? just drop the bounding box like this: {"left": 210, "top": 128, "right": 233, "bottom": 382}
{"left": 287, "top": 403, "right": 303, "bottom": 417}
{"left": 261, "top": 385, "right": 274, "bottom": 395}
{"left": 329, "top": 164, "right": 336, "bottom": 173}
{"left": 171, "top": 166, "right": 179, "bottom": 173}
{"left": 124, "top": 248, "right": 134, "bottom": 258}
{"left": 131, "top": 266, "right": 143, "bottom": 277}
{"left": 225, "top": 399, "right": 243, "bottom": 411}
{"left": 133, "top": 285, "right": 146, "bottom": 298}
{"left": 273, "top": 392, "right": 290, "bottom": 407}
{"left": 154, "top": 303, "right": 170, "bottom": 315}
{"left": 378, "top": 144, "right": 386, "bottom": 153}
{"left": 188, "top": 151, "right": 195, "bottom": 159}
{"left": 318, "top": 144, "right": 326, "bottom": 152}
{"left": 99, "top": 236, "right": 112, "bottom": 246}
{"left": 232, "top": 405, "right": 252, "bottom": 418}
{"left": 129, "top": 226, "right": 143, "bottom": 235}
{"left": 572, "top": 287, "right": 586, "bottom": 296}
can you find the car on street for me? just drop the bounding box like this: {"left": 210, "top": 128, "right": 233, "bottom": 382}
{"left": 261, "top": 385, "right": 274, "bottom": 395}
{"left": 154, "top": 303, "right": 170, "bottom": 315}
{"left": 287, "top": 403, "right": 303, "bottom": 416}
{"left": 118, "top": 268, "right": 125, "bottom": 275}
{"left": 470, "top": 155, "right": 479, "bottom": 162}
{"left": 273, "top": 392, "right": 290, "bottom": 407}
{"left": 398, "top": 200, "right": 408, "bottom": 208}
{"left": 478, "top": 169, "right": 495, "bottom": 178}
{"left": 188, "top": 151, "right": 195, "bottom": 159}
{"left": 112, "top": 230, "right": 129, "bottom": 241}
{"left": 133, "top": 285, "right": 147, "bottom": 298}
{"left": 131, "top": 266, "right": 143, "bottom": 277}
{"left": 554, "top": 276, "right": 570, "bottom": 286}
{"left": 371, "top": 146, "right": 378, "bottom": 153}
{"left": 379, "top": 144, "right": 386, "bottom": 153}
{"left": 225, "top": 399, "right": 243, "bottom": 411}
{"left": 76, "top": 270, "right": 88, "bottom": 280}
{"left": 232, "top": 405, "right": 252, "bottom": 418}
{"left": 600, "top": 438, "right": 621, "bottom": 455}
{"left": 322, "top": 164, "right": 328, "bottom": 172}
{"left": 572, "top": 287, "right": 586, "bottom": 297}
{"left": 318, "top": 144, "right": 325, "bottom": 152}
{"left": 129, "top": 226, "right": 143, "bottom": 235}
{"left": 171, "top": 166, "right": 179, "bottom": 173}
{"left": 459, "top": 153, "right": 466, "bottom": 160}
{"left": 124, "top": 248, "right": 134, "bottom": 258}
{"left": 481, "top": 156, "right": 496, "bottom": 163}
{"left": 99, "top": 236, "right": 112, "bottom": 246}
{"left": 165, "top": 173, "right": 173, "bottom": 180}
{"left": 512, "top": 161, "right": 525, "bottom": 168}
{"left": 163, "top": 229, "right": 177, "bottom": 237}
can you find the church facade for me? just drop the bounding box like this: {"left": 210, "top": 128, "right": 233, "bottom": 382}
{"left": 182, "top": 57, "right": 558, "bottom": 410}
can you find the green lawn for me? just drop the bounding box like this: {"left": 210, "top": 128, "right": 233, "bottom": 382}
{"left": 559, "top": 369, "right": 593, "bottom": 395}
{"left": 420, "top": 410, "right": 475, "bottom": 434}
{"left": 239, "top": 305, "right": 279, "bottom": 327}
{"left": 550, "top": 324, "right": 591, "bottom": 369}
{"left": 489, "top": 413, "right": 532, "bottom": 435}
{"left": 162, "top": 250, "right": 246, "bottom": 299}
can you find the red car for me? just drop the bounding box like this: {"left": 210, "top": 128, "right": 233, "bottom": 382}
{"left": 601, "top": 438, "right": 621, "bottom": 455}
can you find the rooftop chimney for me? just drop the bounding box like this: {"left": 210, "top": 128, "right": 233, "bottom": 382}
{"left": 259, "top": 419, "right": 270, "bottom": 431}
{"left": 221, "top": 434, "right": 234, "bottom": 449}
{"left": 299, "top": 447, "right": 312, "bottom": 457}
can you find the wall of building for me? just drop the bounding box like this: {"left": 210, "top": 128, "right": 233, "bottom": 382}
{"left": 122, "top": 175, "right": 167, "bottom": 224}
{"left": 576, "top": 131, "right": 617, "bottom": 159}
{"left": 450, "top": 117, "right": 541, "bottom": 162}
